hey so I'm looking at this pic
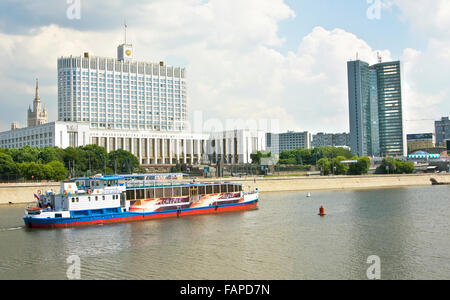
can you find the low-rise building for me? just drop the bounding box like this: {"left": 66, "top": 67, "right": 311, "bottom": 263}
{"left": 407, "top": 133, "right": 435, "bottom": 154}
{"left": 312, "top": 132, "right": 350, "bottom": 148}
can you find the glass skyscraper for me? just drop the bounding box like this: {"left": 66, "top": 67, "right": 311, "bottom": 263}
{"left": 347, "top": 60, "right": 404, "bottom": 157}
{"left": 372, "top": 61, "right": 404, "bottom": 157}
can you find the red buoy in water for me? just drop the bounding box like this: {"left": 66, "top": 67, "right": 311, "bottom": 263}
{"left": 318, "top": 206, "right": 326, "bottom": 216}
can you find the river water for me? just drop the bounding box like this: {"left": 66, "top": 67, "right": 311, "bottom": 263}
{"left": 0, "top": 186, "right": 449, "bottom": 280}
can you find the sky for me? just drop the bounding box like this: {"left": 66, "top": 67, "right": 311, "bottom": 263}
{"left": 0, "top": 0, "right": 449, "bottom": 135}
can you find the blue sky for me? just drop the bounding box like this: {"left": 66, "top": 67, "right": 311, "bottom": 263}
{"left": 278, "top": 0, "right": 424, "bottom": 57}
{"left": 0, "top": 0, "right": 448, "bottom": 135}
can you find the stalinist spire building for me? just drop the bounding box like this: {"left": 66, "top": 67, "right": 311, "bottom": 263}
{"left": 27, "top": 79, "right": 48, "bottom": 127}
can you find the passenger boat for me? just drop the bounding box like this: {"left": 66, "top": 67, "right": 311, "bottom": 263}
{"left": 23, "top": 174, "right": 259, "bottom": 228}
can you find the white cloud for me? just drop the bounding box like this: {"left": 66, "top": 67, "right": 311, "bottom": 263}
{"left": 1, "top": 0, "right": 448, "bottom": 139}
{"left": 391, "top": 1, "right": 450, "bottom": 134}
{"left": 394, "top": 0, "right": 450, "bottom": 39}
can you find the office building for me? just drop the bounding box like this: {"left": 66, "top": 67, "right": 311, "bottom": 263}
{"left": 347, "top": 59, "right": 404, "bottom": 157}
{"left": 372, "top": 61, "right": 404, "bottom": 157}
{"left": 312, "top": 132, "right": 350, "bottom": 148}
{"left": 435, "top": 117, "right": 450, "bottom": 147}
{"left": 265, "top": 132, "right": 280, "bottom": 155}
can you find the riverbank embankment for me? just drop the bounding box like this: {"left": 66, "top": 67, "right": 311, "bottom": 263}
{"left": 213, "top": 173, "right": 450, "bottom": 193}
{"left": 0, "top": 182, "right": 60, "bottom": 205}
{"left": 1, "top": 174, "right": 449, "bottom": 204}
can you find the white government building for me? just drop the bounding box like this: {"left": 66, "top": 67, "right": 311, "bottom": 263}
{"left": 0, "top": 40, "right": 265, "bottom": 165}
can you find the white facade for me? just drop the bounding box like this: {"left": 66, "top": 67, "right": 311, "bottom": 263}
{"left": 1, "top": 122, "right": 59, "bottom": 149}
{"left": 57, "top": 44, "right": 187, "bottom": 132}
{"left": 0, "top": 122, "right": 265, "bottom": 165}
{"left": 206, "top": 130, "right": 266, "bottom": 164}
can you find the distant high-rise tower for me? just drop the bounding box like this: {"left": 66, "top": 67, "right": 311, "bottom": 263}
{"left": 27, "top": 79, "right": 48, "bottom": 127}
{"left": 347, "top": 60, "right": 372, "bottom": 157}
{"left": 347, "top": 60, "right": 404, "bottom": 157}
{"left": 371, "top": 61, "right": 404, "bottom": 157}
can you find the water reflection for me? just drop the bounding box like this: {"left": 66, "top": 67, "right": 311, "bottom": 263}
{"left": 0, "top": 186, "right": 449, "bottom": 279}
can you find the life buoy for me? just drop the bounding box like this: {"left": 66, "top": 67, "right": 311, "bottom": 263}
{"left": 63, "top": 190, "right": 68, "bottom": 196}
{"left": 88, "top": 189, "right": 93, "bottom": 195}
{"left": 37, "top": 190, "right": 42, "bottom": 195}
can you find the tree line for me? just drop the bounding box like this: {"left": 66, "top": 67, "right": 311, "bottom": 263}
{"left": 0, "top": 145, "right": 141, "bottom": 181}
{"left": 251, "top": 146, "right": 415, "bottom": 176}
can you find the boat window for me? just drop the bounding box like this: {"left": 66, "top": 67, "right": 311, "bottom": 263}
{"left": 126, "top": 190, "right": 135, "bottom": 200}
{"left": 137, "top": 189, "right": 145, "bottom": 199}
{"left": 221, "top": 184, "right": 227, "bottom": 193}
{"left": 198, "top": 185, "right": 206, "bottom": 195}
{"left": 88, "top": 196, "right": 91, "bottom": 201}
{"left": 95, "top": 196, "right": 98, "bottom": 201}
{"left": 102, "top": 196, "right": 105, "bottom": 200}
{"left": 155, "top": 188, "right": 163, "bottom": 198}
{"left": 173, "top": 187, "right": 181, "bottom": 197}
{"left": 76, "top": 198, "right": 79, "bottom": 202}
{"left": 72, "top": 198, "right": 75, "bottom": 203}
{"left": 206, "top": 185, "right": 212, "bottom": 194}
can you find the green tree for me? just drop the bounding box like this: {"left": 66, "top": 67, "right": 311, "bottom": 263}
{"left": 107, "top": 149, "right": 139, "bottom": 174}
{"left": 381, "top": 157, "right": 396, "bottom": 174}
{"left": 250, "top": 151, "right": 263, "bottom": 165}
{"left": 18, "top": 162, "right": 45, "bottom": 180}
{"left": 348, "top": 157, "right": 371, "bottom": 175}
{"left": 37, "top": 147, "right": 65, "bottom": 164}
{"left": 46, "top": 161, "right": 68, "bottom": 181}
{"left": 63, "top": 147, "right": 82, "bottom": 176}
{"left": 331, "top": 156, "right": 349, "bottom": 175}
{"left": 80, "top": 145, "right": 108, "bottom": 174}
{"left": 317, "top": 158, "right": 331, "bottom": 175}
{"left": 9, "top": 146, "right": 39, "bottom": 163}
{"left": 394, "top": 160, "right": 415, "bottom": 174}
{"left": 279, "top": 158, "right": 297, "bottom": 165}
{"left": 0, "top": 152, "right": 18, "bottom": 177}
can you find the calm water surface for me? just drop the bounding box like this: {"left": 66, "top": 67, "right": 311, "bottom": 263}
{"left": 0, "top": 186, "right": 449, "bottom": 280}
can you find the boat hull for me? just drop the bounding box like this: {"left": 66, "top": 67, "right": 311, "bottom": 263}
{"left": 23, "top": 198, "right": 258, "bottom": 229}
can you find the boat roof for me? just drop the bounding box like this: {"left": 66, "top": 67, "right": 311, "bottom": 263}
{"left": 70, "top": 173, "right": 242, "bottom": 187}
{"left": 71, "top": 173, "right": 188, "bottom": 182}
{"left": 72, "top": 175, "right": 125, "bottom": 181}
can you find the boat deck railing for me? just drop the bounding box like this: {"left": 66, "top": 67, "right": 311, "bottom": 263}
{"left": 125, "top": 180, "right": 190, "bottom": 188}
{"left": 124, "top": 180, "right": 241, "bottom": 188}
